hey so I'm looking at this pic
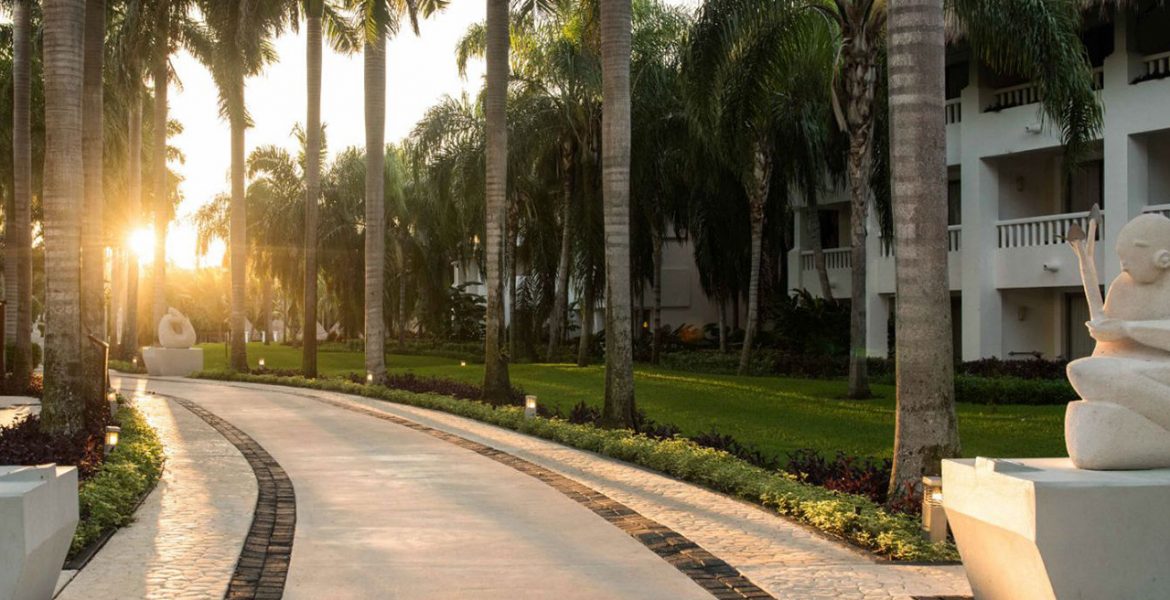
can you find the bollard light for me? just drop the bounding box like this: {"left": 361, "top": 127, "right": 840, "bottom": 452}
{"left": 104, "top": 425, "right": 122, "bottom": 455}
{"left": 366, "top": 373, "right": 374, "bottom": 384}
{"left": 921, "top": 475, "right": 948, "bottom": 544}
{"left": 460, "top": 360, "right": 467, "bottom": 367}
{"left": 131, "top": 356, "right": 138, "bottom": 368}
{"left": 107, "top": 391, "right": 118, "bottom": 418}
{"left": 258, "top": 358, "right": 266, "bottom": 370}
{"left": 524, "top": 395, "right": 538, "bottom": 419}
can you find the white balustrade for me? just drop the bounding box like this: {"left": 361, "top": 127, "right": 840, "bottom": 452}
{"left": 996, "top": 212, "right": 1099, "bottom": 249}
{"left": 800, "top": 248, "right": 851, "bottom": 271}
{"left": 945, "top": 99, "right": 962, "bottom": 125}
{"left": 1143, "top": 51, "right": 1170, "bottom": 80}
{"left": 948, "top": 225, "right": 962, "bottom": 252}
{"left": 992, "top": 81, "right": 1040, "bottom": 109}
{"left": 1142, "top": 204, "right": 1170, "bottom": 219}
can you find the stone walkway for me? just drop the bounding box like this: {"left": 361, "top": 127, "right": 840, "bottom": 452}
{"left": 57, "top": 379, "right": 257, "bottom": 599}
{"left": 68, "top": 375, "right": 971, "bottom": 599}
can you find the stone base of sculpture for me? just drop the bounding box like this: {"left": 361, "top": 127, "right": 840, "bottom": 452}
{"left": 0, "top": 465, "right": 79, "bottom": 600}
{"left": 943, "top": 457, "right": 1170, "bottom": 600}
{"left": 1067, "top": 400, "right": 1170, "bottom": 470}
{"left": 143, "top": 347, "right": 204, "bottom": 377}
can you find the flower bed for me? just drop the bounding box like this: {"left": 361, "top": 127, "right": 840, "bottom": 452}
{"left": 196, "top": 370, "right": 956, "bottom": 562}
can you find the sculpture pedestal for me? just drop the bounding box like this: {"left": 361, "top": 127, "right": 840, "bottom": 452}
{"left": 943, "top": 457, "right": 1170, "bottom": 600}
{"left": 0, "top": 465, "right": 79, "bottom": 600}
{"left": 142, "top": 347, "right": 204, "bottom": 377}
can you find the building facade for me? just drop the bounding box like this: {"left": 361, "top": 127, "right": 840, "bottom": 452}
{"left": 789, "top": 5, "right": 1170, "bottom": 362}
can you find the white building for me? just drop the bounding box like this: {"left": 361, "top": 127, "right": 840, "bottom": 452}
{"left": 789, "top": 6, "right": 1170, "bottom": 362}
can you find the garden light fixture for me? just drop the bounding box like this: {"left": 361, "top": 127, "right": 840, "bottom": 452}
{"left": 367, "top": 373, "right": 374, "bottom": 383}
{"left": 524, "top": 395, "right": 538, "bottom": 419}
{"left": 258, "top": 358, "right": 266, "bottom": 370}
{"left": 104, "top": 426, "right": 121, "bottom": 455}
{"left": 921, "top": 475, "right": 947, "bottom": 544}
{"left": 460, "top": 361, "right": 467, "bottom": 367}
{"left": 107, "top": 391, "right": 118, "bottom": 418}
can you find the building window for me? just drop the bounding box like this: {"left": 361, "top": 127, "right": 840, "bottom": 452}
{"left": 945, "top": 61, "right": 969, "bottom": 100}
{"left": 948, "top": 179, "right": 962, "bottom": 226}
{"left": 1065, "top": 159, "right": 1104, "bottom": 213}
{"left": 818, "top": 209, "right": 841, "bottom": 249}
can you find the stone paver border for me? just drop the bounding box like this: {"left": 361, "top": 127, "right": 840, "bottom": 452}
{"left": 299, "top": 390, "right": 776, "bottom": 600}
{"left": 169, "top": 396, "right": 296, "bottom": 600}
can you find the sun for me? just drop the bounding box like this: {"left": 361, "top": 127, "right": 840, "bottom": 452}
{"left": 128, "top": 228, "right": 154, "bottom": 265}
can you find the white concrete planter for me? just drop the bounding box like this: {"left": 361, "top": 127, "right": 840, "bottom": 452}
{"left": 142, "top": 347, "right": 204, "bottom": 377}
{"left": 943, "top": 457, "right": 1170, "bottom": 600}
{"left": 0, "top": 464, "right": 79, "bottom": 600}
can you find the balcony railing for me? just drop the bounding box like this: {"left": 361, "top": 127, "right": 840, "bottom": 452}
{"left": 878, "top": 225, "right": 961, "bottom": 257}
{"left": 1142, "top": 203, "right": 1170, "bottom": 219}
{"left": 989, "top": 68, "right": 1103, "bottom": 111}
{"left": 800, "top": 247, "right": 851, "bottom": 271}
{"left": 1142, "top": 51, "right": 1170, "bottom": 81}
{"left": 945, "top": 99, "right": 961, "bottom": 125}
{"left": 996, "top": 211, "right": 1099, "bottom": 249}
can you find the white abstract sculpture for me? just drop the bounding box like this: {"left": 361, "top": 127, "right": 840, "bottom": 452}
{"left": 1065, "top": 209, "right": 1170, "bottom": 469}
{"left": 158, "top": 307, "right": 196, "bottom": 349}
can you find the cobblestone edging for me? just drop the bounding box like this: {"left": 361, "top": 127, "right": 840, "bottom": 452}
{"left": 171, "top": 397, "right": 295, "bottom": 600}
{"left": 304, "top": 393, "right": 776, "bottom": 600}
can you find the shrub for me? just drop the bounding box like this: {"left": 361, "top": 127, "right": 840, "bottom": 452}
{"left": 786, "top": 449, "right": 896, "bottom": 509}
{"left": 196, "top": 370, "right": 957, "bottom": 562}
{"left": 341, "top": 371, "right": 527, "bottom": 406}
{"left": 5, "top": 342, "right": 43, "bottom": 370}
{"left": 954, "top": 374, "right": 1076, "bottom": 406}
{"left": 0, "top": 414, "right": 104, "bottom": 479}
{"left": 958, "top": 357, "right": 1067, "bottom": 380}
{"left": 70, "top": 403, "right": 165, "bottom": 557}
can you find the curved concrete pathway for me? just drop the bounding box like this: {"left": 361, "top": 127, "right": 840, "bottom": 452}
{"left": 69, "top": 375, "right": 971, "bottom": 600}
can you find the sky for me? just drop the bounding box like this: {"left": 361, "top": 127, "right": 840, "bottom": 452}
{"left": 165, "top": 2, "right": 488, "bottom": 268}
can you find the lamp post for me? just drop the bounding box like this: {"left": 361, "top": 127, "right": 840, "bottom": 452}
{"left": 104, "top": 426, "right": 121, "bottom": 455}
{"left": 524, "top": 395, "right": 538, "bottom": 419}
{"left": 922, "top": 475, "right": 948, "bottom": 544}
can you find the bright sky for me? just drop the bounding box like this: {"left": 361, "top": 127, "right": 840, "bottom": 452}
{"left": 165, "top": 2, "right": 488, "bottom": 269}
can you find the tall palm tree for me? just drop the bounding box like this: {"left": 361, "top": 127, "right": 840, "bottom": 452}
{"left": 192, "top": 0, "right": 293, "bottom": 371}
{"left": 887, "top": 0, "right": 1103, "bottom": 495}
{"left": 81, "top": 0, "right": 106, "bottom": 406}
{"left": 816, "top": 0, "right": 885, "bottom": 400}
{"left": 150, "top": 0, "right": 171, "bottom": 335}
{"left": 7, "top": 0, "right": 34, "bottom": 391}
{"left": 349, "top": 0, "right": 444, "bottom": 383}
{"left": 482, "top": 0, "right": 511, "bottom": 401}
{"left": 599, "top": 0, "right": 635, "bottom": 427}
{"left": 41, "top": 0, "right": 86, "bottom": 436}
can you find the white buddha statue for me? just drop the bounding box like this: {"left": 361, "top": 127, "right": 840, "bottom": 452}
{"left": 1066, "top": 214, "right": 1170, "bottom": 470}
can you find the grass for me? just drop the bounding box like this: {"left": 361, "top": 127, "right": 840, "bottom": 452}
{"left": 197, "top": 342, "right": 1067, "bottom": 461}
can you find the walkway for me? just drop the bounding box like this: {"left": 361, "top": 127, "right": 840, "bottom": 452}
{"left": 64, "top": 375, "right": 971, "bottom": 599}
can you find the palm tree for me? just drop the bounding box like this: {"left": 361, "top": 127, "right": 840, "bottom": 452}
{"left": 150, "top": 0, "right": 171, "bottom": 336}
{"left": 815, "top": 0, "right": 885, "bottom": 400}
{"left": 349, "top": 0, "right": 444, "bottom": 383}
{"left": 41, "top": 0, "right": 86, "bottom": 436}
{"left": 7, "top": 0, "right": 34, "bottom": 391}
{"left": 482, "top": 0, "right": 512, "bottom": 401}
{"left": 684, "top": 0, "right": 834, "bottom": 377}
{"left": 299, "top": 0, "right": 356, "bottom": 377}
{"left": 886, "top": 0, "right": 1103, "bottom": 496}
{"left": 81, "top": 0, "right": 107, "bottom": 407}
{"left": 191, "top": 0, "right": 292, "bottom": 371}
{"left": 598, "top": 0, "right": 635, "bottom": 427}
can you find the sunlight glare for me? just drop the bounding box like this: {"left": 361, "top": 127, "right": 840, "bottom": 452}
{"left": 128, "top": 228, "right": 154, "bottom": 265}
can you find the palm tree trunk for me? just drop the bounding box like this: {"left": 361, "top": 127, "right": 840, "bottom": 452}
{"left": 577, "top": 277, "right": 593, "bottom": 367}
{"left": 738, "top": 146, "right": 771, "bottom": 376}
{"left": 228, "top": 83, "right": 248, "bottom": 371}
{"left": 121, "top": 94, "right": 142, "bottom": 359}
{"left": 482, "top": 0, "right": 512, "bottom": 402}
{"left": 8, "top": 0, "right": 34, "bottom": 391}
{"left": 396, "top": 238, "right": 407, "bottom": 350}
{"left": 81, "top": 0, "right": 106, "bottom": 408}
{"left": 41, "top": 0, "right": 86, "bottom": 436}
{"left": 600, "top": 0, "right": 635, "bottom": 428}
{"left": 717, "top": 298, "right": 727, "bottom": 353}
{"left": 303, "top": 4, "right": 322, "bottom": 378}
{"left": 363, "top": 31, "right": 387, "bottom": 382}
{"left": 506, "top": 196, "right": 518, "bottom": 362}
{"left": 546, "top": 140, "right": 573, "bottom": 361}
{"left": 887, "top": 0, "right": 961, "bottom": 499}
{"left": 650, "top": 232, "right": 663, "bottom": 365}
{"left": 150, "top": 3, "right": 170, "bottom": 338}
{"left": 847, "top": 138, "right": 872, "bottom": 399}
{"left": 261, "top": 277, "right": 273, "bottom": 345}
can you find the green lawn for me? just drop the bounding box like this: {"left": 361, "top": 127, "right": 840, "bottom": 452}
{"left": 199, "top": 342, "right": 1066, "bottom": 461}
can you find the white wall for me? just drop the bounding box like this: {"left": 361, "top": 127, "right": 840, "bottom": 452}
{"left": 1148, "top": 131, "right": 1170, "bottom": 205}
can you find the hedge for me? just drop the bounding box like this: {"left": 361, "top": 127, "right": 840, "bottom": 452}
{"left": 195, "top": 370, "right": 956, "bottom": 562}
{"left": 70, "top": 403, "right": 165, "bottom": 558}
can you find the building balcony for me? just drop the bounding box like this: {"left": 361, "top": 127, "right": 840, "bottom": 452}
{"left": 1142, "top": 203, "right": 1170, "bottom": 218}
{"left": 994, "top": 211, "right": 1101, "bottom": 289}
{"left": 1139, "top": 50, "right": 1170, "bottom": 83}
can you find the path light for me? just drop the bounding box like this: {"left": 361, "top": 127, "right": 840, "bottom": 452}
{"left": 131, "top": 356, "right": 138, "bottom": 368}
{"left": 922, "top": 475, "right": 947, "bottom": 544}
{"left": 524, "top": 395, "right": 538, "bottom": 419}
{"left": 107, "top": 391, "right": 118, "bottom": 418}
{"left": 258, "top": 358, "right": 266, "bottom": 370}
{"left": 460, "top": 360, "right": 467, "bottom": 367}
{"left": 104, "top": 426, "right": 121, "bottom": 455}
{"left": 366, "top": 373, "right": 374, "bottom": 384}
